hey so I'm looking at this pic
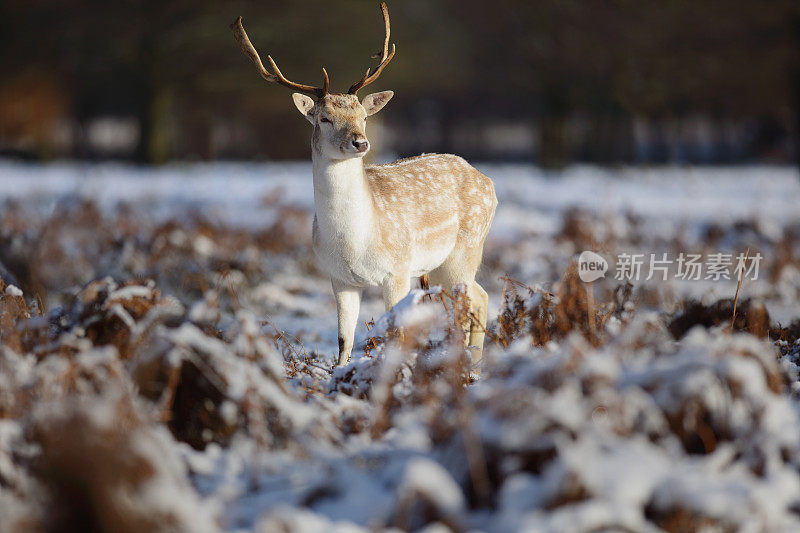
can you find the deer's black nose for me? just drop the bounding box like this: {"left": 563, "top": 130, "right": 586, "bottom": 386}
{"left": 352, "top": 139, "right": 369, "bottom": 152}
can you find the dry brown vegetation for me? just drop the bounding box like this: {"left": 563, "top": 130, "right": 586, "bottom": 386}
{"left": 1, "top": 195, "right": 800, "bottom": 531}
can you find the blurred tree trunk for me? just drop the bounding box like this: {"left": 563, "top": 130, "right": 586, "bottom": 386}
{"left": 150, "top": 89, "right": 176, "bottom": 164}
{"left": 133, "top": 78, "right": 174, "bottom": 166}
{"left": 792, "top": 14, "right": 800, "bottom": 174}
{"left": 132, "top": 1, "right": 175, "bottom": 165}
{"left": 539, "top": 87, "right": 569, "bottom": 169}
{"left": 133, "top": 22, "right": 157, "bottom": 164}
{"left": 134, "top": 82, "right": 155, "bottom": 164}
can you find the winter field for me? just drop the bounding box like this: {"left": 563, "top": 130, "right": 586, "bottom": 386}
{"left": 1, "top": 160, "right": 800, "bottom": 532}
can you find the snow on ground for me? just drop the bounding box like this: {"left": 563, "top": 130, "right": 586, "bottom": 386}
{"left": 0, "top": 160, "right": 799, "bottom": 531}
{"left": 1, "top": 160, "right": 796, "bottom": 227}
{"left": 2, "top": 160, "right": 797, "bottom": 333}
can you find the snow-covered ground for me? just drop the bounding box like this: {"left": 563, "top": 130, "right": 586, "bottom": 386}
{"left": 0, "top": 161, "right": 799, "bottom": 531}
{"left": 3, "top": 161, "right": 797, "bottom": 342}
{"left": 1, "top": 160, "right": 796, "bottom": 228}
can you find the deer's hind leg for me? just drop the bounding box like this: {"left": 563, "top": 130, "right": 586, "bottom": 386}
{"left": 427, "top": 244, "right": 489, "bottom": 370}
{"left": 468, "top": 281, "right": 489, "bottom": 354}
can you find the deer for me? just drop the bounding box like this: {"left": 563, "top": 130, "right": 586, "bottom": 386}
{"left": 231, "top": 2, "right": 497, "bottom": 369}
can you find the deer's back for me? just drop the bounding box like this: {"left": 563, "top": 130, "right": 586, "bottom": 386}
{"left": 366, "top": 154, "right": 497, "bottom": 259}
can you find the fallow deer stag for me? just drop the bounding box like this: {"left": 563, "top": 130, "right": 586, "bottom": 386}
{"left": 231, "top": 2, "right": 497, "bottom": 368}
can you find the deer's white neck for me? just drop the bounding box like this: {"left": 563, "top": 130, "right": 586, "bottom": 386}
{"left": 311, "top": 151, "right": 375, "bottom": 248}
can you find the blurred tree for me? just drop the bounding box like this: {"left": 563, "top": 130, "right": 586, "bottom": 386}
{"left": 0, "top": 0, "right": 797, "bottom": 164}
{"left": 454, "top": 0, "right": 800, "bottom": 165}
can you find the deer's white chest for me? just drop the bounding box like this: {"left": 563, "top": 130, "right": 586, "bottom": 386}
{"left": 311, "top": 159, "right": 392, "bottom": 287}
{"left": 312, "top": 214, "right": 390, "bottom": 287}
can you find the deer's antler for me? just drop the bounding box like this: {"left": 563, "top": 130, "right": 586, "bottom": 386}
{"left": 348, "top": 2, "right": 396, "bottom": 95}
{"left": 230, "top": 16, "right": 329, "bottom": 98}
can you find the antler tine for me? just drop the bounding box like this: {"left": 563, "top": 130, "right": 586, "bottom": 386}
{"left": 230, "top": 16, "right": 328, "bottom": 98}
{"left": 348, "top": 2, "right": 396, "bottom": 95}
{"left": 266, "top": 54, "right": 329, "bottom": 97}
{"left": 353, "top": 68, "right": 371, "bottom": 90}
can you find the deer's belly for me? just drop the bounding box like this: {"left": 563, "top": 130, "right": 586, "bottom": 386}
{"left": 312, "top": 216, "right": 459, "bottom": 286}
{"left": 407, "top": 215, "right": 459, "bottom": 276}
{"left": 408, "top": 236, "right": 457, "bottom": 276}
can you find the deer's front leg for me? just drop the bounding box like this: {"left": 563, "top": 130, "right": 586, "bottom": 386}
{"left": 333, "top": 280, "right": 361, "bottom": 366}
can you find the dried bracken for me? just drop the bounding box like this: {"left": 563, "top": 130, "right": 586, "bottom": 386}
{"left": 1, "top": 166, "right": 800, "bottom": 531}
{"left": 494, "top": 266, "right": 627, "bottom": 349}
{"left": 668, "top": 298, "right": 770, "bottom": 339}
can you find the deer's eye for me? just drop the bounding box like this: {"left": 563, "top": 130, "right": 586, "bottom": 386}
{"left": 320, "top": 117, "right": 331, "bottom": 124}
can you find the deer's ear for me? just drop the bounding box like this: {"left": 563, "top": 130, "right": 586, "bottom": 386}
{"left": 292, "top": 93, "right": 316, "bottom": 124}
{"left": 362, "top": 91, "right": 394, "bottom": 116}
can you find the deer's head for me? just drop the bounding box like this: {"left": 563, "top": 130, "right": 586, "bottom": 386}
{"left": 231, "top": 2, "right": 396, "bottom": 159}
